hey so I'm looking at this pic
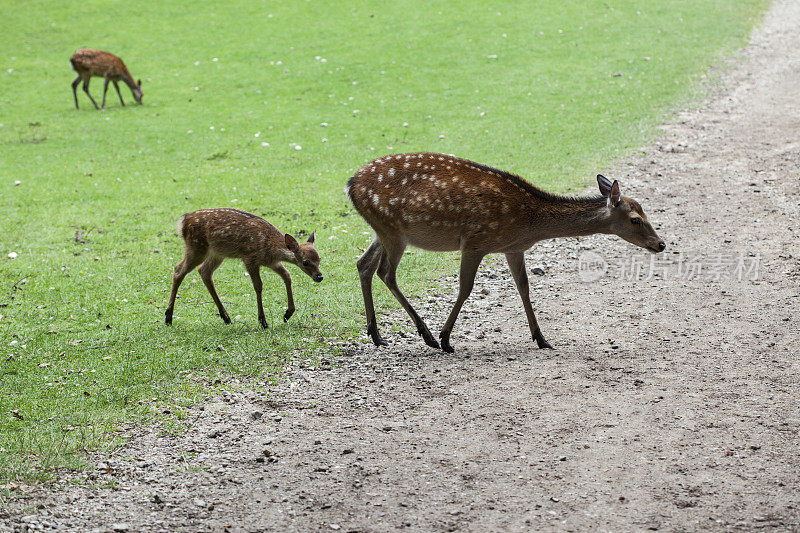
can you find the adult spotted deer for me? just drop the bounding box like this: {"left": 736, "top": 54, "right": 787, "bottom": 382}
{"left": 347, "top": 152, "right": 665, "bottom": 352}
{"left": 70, "top": 48, "right": 143, "bottom": 109}
{"left": 165, "top": 208, "right": 323, "bottom": 329}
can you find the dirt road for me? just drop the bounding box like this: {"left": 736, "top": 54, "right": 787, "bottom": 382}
{"left": 3, "top": 1, "right": 800, "bottom": 531}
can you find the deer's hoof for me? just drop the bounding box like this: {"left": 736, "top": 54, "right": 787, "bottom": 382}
{"left": 221, "top": 315, "right": 231, "bottom": 324}
{"left": 283, "top": 309, "right": 294, "bottom": 322}
{"left": 423, "top": 336, "right": 441, "bottom": 350}
{"left": 537, "top": 338, "right": 554, "bottom": 349}
{"left": 439, "top": 333, "right": 454, "bottom": 353}
{"left": 259, "top": 320, "right": 269, "bottom": 329}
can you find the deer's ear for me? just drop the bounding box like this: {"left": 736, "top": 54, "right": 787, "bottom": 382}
{"left": 608, "top": 180, "right": 621, "bottom": 207}
{"left": 284, "top": 234, "right": 299, "bottom": 253}
{"left": 307, "top": 231, "right": 315, "bottom": 244}
{"left": 597, "top": 174, "right": 613, "bottom": 197}
{"left": 137, "top": 79, "right": 142, "bottom": 87}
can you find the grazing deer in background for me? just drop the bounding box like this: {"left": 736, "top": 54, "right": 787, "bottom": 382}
{"left": 165, "top": 208, "right": 323, "bottom": 329}
{"left": 347, "top": 152, "right": 665, "bottom": 353}
{"left": 70, "top": 48, "right": 143, "bottom": 109}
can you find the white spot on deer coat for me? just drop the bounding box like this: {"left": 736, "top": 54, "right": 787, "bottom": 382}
{"left": 388, "top": 168, "right": 395, "bottom": 177}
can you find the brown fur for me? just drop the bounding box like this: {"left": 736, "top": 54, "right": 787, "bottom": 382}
{"left": 348, "top": 152, "right": 665, "bottom": 352}
{"left": 70, "top": 48, "right": 142, "bottom": 109}
{"left": 165, "top": 208, "right": 323, "bottom": 329}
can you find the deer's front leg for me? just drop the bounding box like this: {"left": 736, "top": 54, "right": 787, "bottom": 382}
{"left": 102, "top": 77, "right": 110, "bottom": 108}
{"left": 505, "top": 252, "right": 552, "bottom": 349}
{"left": 439, "top": 251, "right": 484, "bottom": 353}
{"left": 271, "top": 264, "right": 295, "bottom": 322}
{"left": 246, "top": 262, "right": 268, "bottom": 329}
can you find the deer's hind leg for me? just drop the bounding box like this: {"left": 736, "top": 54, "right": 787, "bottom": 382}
{"left": 377, "top": 237, "right": 440, "bottom": 349}
{"left": 165, "top": 245, "right": 207, "bottom": 324}
{"left": 82, "top": 78, "right": 100, "bottom": 110}
{"left": 71, "top": 76, "right": 81, "bottom": 109}
{"left": 357, "top": 239, "right": 387, "bottom": 346}
{"left": 198, "top": 255, "right": 230, "bottom": 324}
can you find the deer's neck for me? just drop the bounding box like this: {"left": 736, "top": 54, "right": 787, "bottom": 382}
{"left": 121, "top": 74, "right": 137, "bottom": 90}
{"left": 525, "top": 196, "right": 611, "bottom": 240}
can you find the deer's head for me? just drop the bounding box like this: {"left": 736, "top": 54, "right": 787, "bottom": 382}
{"left": 598, "top": 175, "right": 665, "bottom": 253}
{"left": 285, "top": 232, "right": 324, "bottom": 282}
{"left": 133, "top": 79, "right": 143, "bottom": 105}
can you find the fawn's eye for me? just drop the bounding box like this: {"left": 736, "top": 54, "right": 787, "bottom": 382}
{"left": 303, "top": 260, "right": 310, "bottom": 266}
{"left": 631, "top": 217, "right": 643, "bottom": 225}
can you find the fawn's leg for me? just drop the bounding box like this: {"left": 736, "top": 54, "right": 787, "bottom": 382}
{"left": 377, "top": 237, "right": 439, "bottom": 349}
{"left": 165, "top": 247, "right": 207, "bottom": 324}
{"left": 439, "top": 251, "right": 484, "bottom": 353}
{"left": 357, "top": 239, "right": 387, "bottom": 346}
{"left": 71, "top": 76, "right": 81, "bottom": 109}
{"left": 198, "top": 256, "right": 230, "bottom": 324}
{"left": 270, "top": 264, "right": 295, "bottom": 322}
{"left": 245, "top": 262, "right": 268, "bottom": 329}
{"left": 101, "top": 78, "right": 109, "bottom": 108}
{"left": 82, "top": 79, "right": 100, "bottom": 110}
{"left": 505, "top": 252, "right": 552, "bottom": 349}
{"left": 113, "top": 81, "right": 125, "bottom": 106}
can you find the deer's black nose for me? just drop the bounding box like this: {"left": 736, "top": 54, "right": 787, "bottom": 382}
{"left": 658, "top": 241, "right": 666, "bottom": 251}
{"left": 314, "top": 274, "right": 324, "bottom": 282}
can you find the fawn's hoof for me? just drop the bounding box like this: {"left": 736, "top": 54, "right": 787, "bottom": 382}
{"left": 439, "top": 333, "right": 454, "bottom": 353}
{"left": 221, "top": 315, "right": 231, "bottom": 324}
{"left": 536, "top": 338, "right": 554, "bottom": 349}
{"left": 284, "top": 309, "right": 295, "bottom": 322}
{"left": 164, "top": 310, "right": 173, "bottom": 325}
{"left": 368, "top": 327, "right": 388, "bottom": 347}
{"left": 419, "top": 326, "right": 440, "bottom": 349}
{"left": 423, "top": 336, "right": 441, "bottom": 350}
{"left": 371, "top": 333, "right": 389, "bottom": 347}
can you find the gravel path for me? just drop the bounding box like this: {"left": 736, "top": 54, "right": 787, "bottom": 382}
{"left": 3, "top": 1, "right": 800, "bottom": 531}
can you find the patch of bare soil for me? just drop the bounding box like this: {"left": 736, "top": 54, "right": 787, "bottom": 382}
{"left": 3, "top": 1, "right": 800, "bottom": 531}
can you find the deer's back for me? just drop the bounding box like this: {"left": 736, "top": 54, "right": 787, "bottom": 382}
{"left": 181, "top": 208, "right": 284, "bottom": 264}
{"left": 70, "top": 48, "right": 128, "bottom": 78}
{"left": 347, "top": 153, "right": 543, "bottom": 252}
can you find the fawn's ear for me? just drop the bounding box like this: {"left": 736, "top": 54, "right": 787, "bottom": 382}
{"left": 597, "top": 174, "right": 613, "bottom": 197}
{"left": 608, "top": 180, "right": 621, "bottom": 207}
{"left": 284, "top": 234, "right": 299, "bottom": 253}
{"left": 137, "top": 79, "right": 142, "bottom": 87}
{"left": 307, "top": 231, "right": 315, "bottom": 244}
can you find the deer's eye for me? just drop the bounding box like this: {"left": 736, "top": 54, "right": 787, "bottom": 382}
{"left": 303, "top": 260, "right": 310, "bottom": 266}
{"left": 631, "top": 217, "right": 643, "bottom": 225}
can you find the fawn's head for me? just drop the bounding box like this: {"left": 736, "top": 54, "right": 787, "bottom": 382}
{"left": 285, "top": 232, "right": 323, "bottom": 282}
{"left": 133, "top": 79, "right": 143, "bottom": 105}
{"left": 598, "top": 175, "right": 665, "bottom": 253}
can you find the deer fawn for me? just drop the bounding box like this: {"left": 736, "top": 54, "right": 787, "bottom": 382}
{"left": 70, "top": 48, "right": 143, "bottom": 109}
{"left": 165, "top": 208, "right": 323, "bottom": 329}
{"left": 347, "top": 152, "right": 665, "bottom": 352}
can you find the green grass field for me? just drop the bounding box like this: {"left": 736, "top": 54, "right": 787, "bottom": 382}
{"left": 0, "top": 0, "right": 765, "bottom": 484}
